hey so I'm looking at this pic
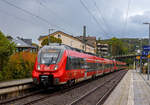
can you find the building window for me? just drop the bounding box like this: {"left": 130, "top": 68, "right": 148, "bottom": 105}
{"left": 82, "top": 45, "right": 84, "bottom": 49}
{"left": 70, "top": 41, "right": 73, "bottom": 46}
{"left": 58, "top": 34, "right": 61, "bottom": 38}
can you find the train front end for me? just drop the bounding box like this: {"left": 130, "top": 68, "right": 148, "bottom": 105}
{"left": 32, "top": 45, "right": 65, "bottom": 87}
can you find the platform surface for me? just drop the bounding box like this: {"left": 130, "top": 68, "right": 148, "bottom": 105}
{"left": 0, "top": 78, "right": 32, "bottom": 88}
{"left": 103, "top": 69, "right": 150, "bottom": 105}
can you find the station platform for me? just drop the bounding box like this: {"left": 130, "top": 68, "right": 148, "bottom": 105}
{"left": 0, "top": 78, "right": 32, "bottom": 89}
{"left": 103, "top": 69, "right": 150, "bottom": 105}
{"left": 0, "top": 78, "right": 32, "bottom": 98}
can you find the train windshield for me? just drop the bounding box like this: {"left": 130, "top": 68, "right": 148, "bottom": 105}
{"left": 38, "top": 49, "right": 61, "bottom": 65}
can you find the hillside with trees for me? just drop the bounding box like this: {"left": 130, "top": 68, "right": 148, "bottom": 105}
{"left": 97, "top": 37, "right": 148, "bottom": 65}
{"left": 97, "top": 37, "right": 148, "bottom": 56}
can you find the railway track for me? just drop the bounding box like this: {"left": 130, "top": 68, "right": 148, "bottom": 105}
{"left": 0, "top": 70, "right": 127, "bottom": 105}
{"left": 68, "top": 70, "right": 127, "bottom": 105}
{"left": 0, "top": 78, "right": 93, "bottom": 105}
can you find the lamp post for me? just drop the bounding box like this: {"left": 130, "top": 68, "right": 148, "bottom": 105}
{"left": 139, "top": 38, "right": 142, "bottom": 73}
{"left": 83, "top": 26, "right": 86, "bottom": 52}
{"left": 143, "top": 22, "right": 150, "bottom": 80}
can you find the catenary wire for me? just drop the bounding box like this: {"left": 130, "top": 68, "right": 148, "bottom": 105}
{"left": 1, "top": 0, "right": 74, "bottom": 34}
{"left": 123, "top": 0, "right": 132, "bottom": 36}
{"left": 93, "top": 0, "right": 113, "bottom": 35}
{"left": 80, "top": 0, "right": 109, "bottom": 35}
{"left": 37, "top": 0, "right": 78, "bottom": 35}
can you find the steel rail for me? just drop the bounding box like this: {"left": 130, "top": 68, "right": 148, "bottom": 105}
{"left": 95, "top": 71, "right": 126, "bottom": 105}
{"left": 68, "top": 70, "right": 127, "bottom": 105}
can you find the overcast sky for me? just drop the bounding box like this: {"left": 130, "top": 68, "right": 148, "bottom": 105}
{"left": 0, "top": 0, "right": 150, "bottom": 43}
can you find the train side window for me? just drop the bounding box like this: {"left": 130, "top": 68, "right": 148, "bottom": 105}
{"left": 75, "top": 58, "right": 79, "bottom": 69}
{"left": 91, "top": 63, "right": 94, "bottom": 70}
{"left": 72, "top": 57, "right": 76, "bottom": 69}
{"left": 86, "top": 62, "right": 89, "bottom": 70}
{"left": 106, "top": 64, "right": 109, "bottom": 69}
{"left": 77, "top": 58, "right": 81, "bottom": 69}
{"left": 99, "top": 63, "right": 102, "bottom": 70}
{"left": 66, "top": 56, "right": 71, "bottom": 70}
{"left": 94, "top": 63, "right": 96, "bottom": 70}
{"left": 80, "top": 58, "right": 85, "bottom": 69}
{"left": 87, "top": 62, "right": 91, "bottom": 70}
{"left": 105, "top": 64, "right": 107, "bottom": 69}
{"left": 96, "top": 63, "right": 98, "bottom": 70}
{"left": 103, "top": 64, "right": 105, "bottom": 69}
{"left": 66, "top": 56, "right": 85, "bottom": 70}
{"left": 76, "top": 58, "right": 80, "bottom": 69}
{"left": 98, "top": 63, "right": 100, "bottom": 70}
{"left": 79, "top": 58, "right": 83, "bottom": 69}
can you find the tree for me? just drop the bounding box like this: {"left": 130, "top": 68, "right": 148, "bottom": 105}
{"left": 2, "top": 52, "right": 37, "bottom": 80}
{"left": 0, "top": 31, "right": 15, "bottom": 71}
{"left": 41, "top": 36, "right": 62, "bottom": 46}
{"left": 109, "top": 37, "right": 128, "bottom": 56}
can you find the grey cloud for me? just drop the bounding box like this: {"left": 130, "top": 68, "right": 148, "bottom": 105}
{"left": 130, "top": 11, "right": 150, "bottom": 24}
{"left": 0, "top": 0, "right": 150, "bottom": 43}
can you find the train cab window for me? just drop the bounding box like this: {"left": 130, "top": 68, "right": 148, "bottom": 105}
{"left": 39, "top": 49, "right": 61, "bottom": 65}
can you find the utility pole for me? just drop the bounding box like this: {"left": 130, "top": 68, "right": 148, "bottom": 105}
{"left": 140, "top": 38, "right": 142, "bottom": 73}
{"left": 143, "top": 22, "right": 150, "bottom": 80}
{"left": 83, "top": 26, "right": 86, "bottom": 52}
{"left": 48, "top": 28, "right": 55, "bottom": 45}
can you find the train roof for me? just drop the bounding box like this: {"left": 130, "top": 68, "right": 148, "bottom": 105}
{"left": 41, "top": 44, "right": 126, "bottom": 65}
{"left": 42, "top": 43, "right": 98, "bottom": 56}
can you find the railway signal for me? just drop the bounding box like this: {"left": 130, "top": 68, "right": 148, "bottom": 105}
{"left": 136, "top": 56, "right": 140, "bottom": 60}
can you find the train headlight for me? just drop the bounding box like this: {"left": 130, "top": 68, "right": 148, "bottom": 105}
{"left": 37, "top": 65, "right": 40, "bottom": 70}
{"left": 54, "top": 65, "right": 58, "bottom": 70}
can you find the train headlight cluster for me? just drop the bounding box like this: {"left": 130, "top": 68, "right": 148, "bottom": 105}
{"left": 54, "top": 65, "right": 58, "bottom": 70}
{"left": 37, "top": 65, "right": 40, "bottom": 70}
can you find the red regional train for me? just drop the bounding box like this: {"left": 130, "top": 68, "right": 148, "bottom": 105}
{"left": 32, "top": 44, "right": 126, "bottom": 87}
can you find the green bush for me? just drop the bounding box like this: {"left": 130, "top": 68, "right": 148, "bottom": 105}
{"left": 0, "top": 31, "right": 15, "bottom": 71}
{"left": 1, "top": 52, "right": 37, "bottom": 81}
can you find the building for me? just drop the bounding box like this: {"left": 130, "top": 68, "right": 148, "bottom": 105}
{"left": 7, "top": 36, "right": 38, "bottom": 52}
{"left": 97, "top": 43, "right": 109, "bottom": 57}
{"left": 76, "top": 36, "right": 97, "bottom": 52}
{"left": 38, "top": 31, "right": 96, "bottom": 54}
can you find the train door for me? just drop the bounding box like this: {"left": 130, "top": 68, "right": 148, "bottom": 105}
{"left": 102, "top": 62, "right": 105, "bottom": 74}
{"left": 96, "top": 63, "right": 98, "bottom": 75}
{"left": 111, "top": 63, "right": 114, "bottom": 72}
{"left": 84, "top": 60, "right": 88, "bottom": 79}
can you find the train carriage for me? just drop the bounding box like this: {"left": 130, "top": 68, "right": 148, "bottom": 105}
{"left": 32, "top": 44, "right": 127, "bottom": 87}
